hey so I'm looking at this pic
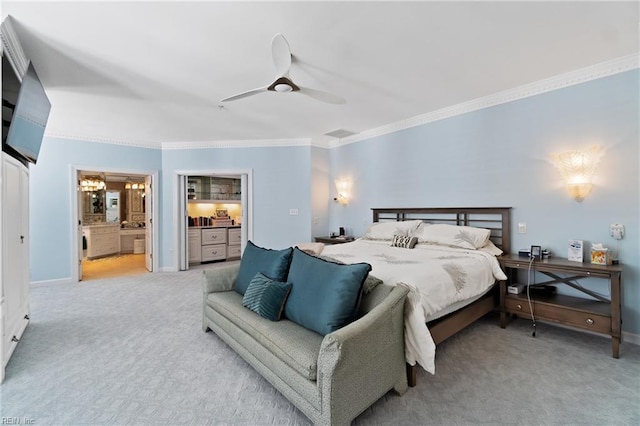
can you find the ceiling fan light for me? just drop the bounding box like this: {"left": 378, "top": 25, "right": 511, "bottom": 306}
{"left": 274, "top": 83, "right": 292, "bottom": 93}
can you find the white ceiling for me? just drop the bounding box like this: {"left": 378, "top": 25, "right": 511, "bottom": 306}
{"left": 2, "top": 1, "right": 638, "bottom": 148}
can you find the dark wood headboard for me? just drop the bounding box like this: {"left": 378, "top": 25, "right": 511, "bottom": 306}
{"left": 371, "top": 207, "right": 512, "bottom": 255}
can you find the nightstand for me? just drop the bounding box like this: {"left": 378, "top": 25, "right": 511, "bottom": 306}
{"left": 314, "top": 236, "right": 355, "bottom": 245}
{"left": 499, "top": 254, "right": 623, "bottom": 358}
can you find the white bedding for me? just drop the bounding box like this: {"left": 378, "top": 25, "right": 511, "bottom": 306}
{"left": 321, "top": 239, "right": 507, "bottom": 374}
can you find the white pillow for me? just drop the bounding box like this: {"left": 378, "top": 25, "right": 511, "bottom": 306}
{"left": 413, "top": 223, "right": 491, "bottom": 250}
{"left": 478, "top": 240, "right": 503, "bottom": 256}
{"left": 363, "top": 220, "right": 423, "bottom": 241}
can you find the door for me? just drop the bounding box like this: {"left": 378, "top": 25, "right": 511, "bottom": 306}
{"left": 77, "top": 171, "right": 83, "bottom": 280}
{"left": 144, "top": 175, "right": 153, "bottom": 272}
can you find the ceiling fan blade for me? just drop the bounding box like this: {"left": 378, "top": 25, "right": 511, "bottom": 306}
{"left": 298, "top": 87, "right": 346, "bottom": 105}
{"left": 272, "top": 33, "right": 292, "bottom": 78}
{"left": 220, "top": 87, "right": 268, "bottom": 103}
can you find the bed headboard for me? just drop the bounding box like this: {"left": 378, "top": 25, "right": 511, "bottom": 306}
{"left": 371, "top": 207, "right": 512, "bottom": 255}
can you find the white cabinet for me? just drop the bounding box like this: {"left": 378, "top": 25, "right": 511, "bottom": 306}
{"left": 201, "top": 228, "right": 226, "bottom": 262}
{"left": 120, "top": 229, "right": 145, "bottom": 253}
{"left": 188, "top": 229, "right": 201, "bottom": 264}
{"left": 1, "top": 152, "right": 30, "bottom": 383}
{"left": 83, "top": 224, "right": 120, "bottom": 259}
{"left": 189, "top": 226, "right": 242, "bottom": 264}
{"left": 227, "top": 227, "right": 241, "bottom": 259}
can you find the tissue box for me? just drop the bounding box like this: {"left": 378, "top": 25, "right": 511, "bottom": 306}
{"left": 590, "top": 248, "right": 611, "bottom": 265}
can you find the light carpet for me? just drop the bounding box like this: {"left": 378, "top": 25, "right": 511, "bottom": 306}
{"left": 1, "top": 267, "right": 638, "bottom": 425}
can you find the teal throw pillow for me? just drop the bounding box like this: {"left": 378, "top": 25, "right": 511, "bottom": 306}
{"left": 284, "top": 248, "right": 372, "bottom": 336}
{"left": 242, "top": 272, "right": 293, "bottom": 321}
{"left": 235, "top": 241, "right": 293, "bottom": 295}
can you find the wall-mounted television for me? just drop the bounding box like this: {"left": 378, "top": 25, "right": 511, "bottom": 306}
{"left": 2, "top": 54, "right": 51, "bottom": 165}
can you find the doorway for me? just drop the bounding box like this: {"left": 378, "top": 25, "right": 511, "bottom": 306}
{"left": 175, "top": 170, "right": 252, "bottom": 271}
{"left": 72, "top": 168, "right": 158, "bottom": 282}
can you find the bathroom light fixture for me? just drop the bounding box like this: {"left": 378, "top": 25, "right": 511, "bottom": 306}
{"left": 80, "top": 178, "right": 105, "bottom": 192}
{"left": 333, "top": 178, "right": 352, "bottom": 205}
{"left": 551, "top": 145, "right": 602, "bottom": 202}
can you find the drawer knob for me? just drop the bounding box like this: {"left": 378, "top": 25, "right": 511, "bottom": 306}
{"left": 516, "top": 304, "right": 522, "bottom": 310}
{"left": 586, "top": 318, "right": 594, "bottom": 325}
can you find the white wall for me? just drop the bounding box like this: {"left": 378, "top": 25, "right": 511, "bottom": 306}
{"left": 328, "top": 70, "right": 639, "bottom": 335}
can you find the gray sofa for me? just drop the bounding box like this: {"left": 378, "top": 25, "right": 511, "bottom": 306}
{"left": 202, "top": 263, "right": 409, "bottom": 425}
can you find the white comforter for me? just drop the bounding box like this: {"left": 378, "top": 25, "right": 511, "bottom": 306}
{"left": 321, "top": 239, "right": 507, "bottom": 374}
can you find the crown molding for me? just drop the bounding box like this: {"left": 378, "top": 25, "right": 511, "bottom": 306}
{"left": 42, "top": 54, "right": 638, "bottom": 151}
{"left": 161, "top": 138, "right": 312, "bottom": 150}
{"left": 329, "top": 54, "right": 640, "bottom": 148}
{"left": 45, "top": 131, "right": 162, "bottom": 150}
{"left": 1, "top": 15, "right": 29, "bottom": 78}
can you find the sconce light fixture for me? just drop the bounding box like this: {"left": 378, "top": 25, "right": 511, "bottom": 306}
{"left": 551, "top": 145, "right": 602, "bottom": 202}
{"left": 333, "top": 178, "right": 352, "bottom": 205}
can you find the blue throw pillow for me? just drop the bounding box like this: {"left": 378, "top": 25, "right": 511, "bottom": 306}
{"left": 242, "top": 273, "right": 293, "bottom": 321}
{"left": 284, "top": 248, "right": 372, "bottom": 336}
{"left": 235, "top": 241, "right": 293, "bottom": 295}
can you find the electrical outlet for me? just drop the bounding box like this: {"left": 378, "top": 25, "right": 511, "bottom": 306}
{"left": 610, "top": 224, "right": 624, "bottom": 240}
{"left": 518, "top": 223, "right": 527, "bottom": 234}
{"left": 289, "top": 209, "right": 299, "bottom": 216}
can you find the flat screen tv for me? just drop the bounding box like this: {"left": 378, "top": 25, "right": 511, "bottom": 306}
{"left": 2, "top": 54, "right": 51, "bottom": 164}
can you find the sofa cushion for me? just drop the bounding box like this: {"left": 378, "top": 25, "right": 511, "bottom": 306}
{"left": 235, "top": 241, "right": 293, "bottom": 295}
{"left": 284, "top": 248, "right": 372, "bottom": 336}
{"left": 242, "top": 272, "right": 292, "bottom": 321}
{"left": 207, "top": 291, "right": 323, "bottom": 380}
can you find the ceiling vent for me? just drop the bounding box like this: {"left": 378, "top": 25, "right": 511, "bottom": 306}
{"left": 324, "top": 129, "right": 356, "bottom": 139}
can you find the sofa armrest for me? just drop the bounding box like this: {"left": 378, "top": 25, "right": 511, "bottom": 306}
{"left": 316, "top": 284, "right": 409, "bottom": 424}
{"left": 202, "top": 263, "right": 241, "bottom": 294}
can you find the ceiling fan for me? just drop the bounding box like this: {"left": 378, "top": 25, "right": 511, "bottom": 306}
{"left": 219, "top": 33, "right": 345, "bottom": 105}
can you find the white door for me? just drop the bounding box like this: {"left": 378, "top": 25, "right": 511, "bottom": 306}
{"left": 178, "top": 175, "right": 188, "bottom": 271}
{"left": 144, "top": 175, "right": 153, "bottom": 272}
{"left": 77, "top": 171, "right": 83, "bottom": 280}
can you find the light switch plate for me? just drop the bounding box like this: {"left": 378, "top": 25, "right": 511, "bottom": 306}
{"left": 610, "top": 223, "right": 624, "bottom": 240}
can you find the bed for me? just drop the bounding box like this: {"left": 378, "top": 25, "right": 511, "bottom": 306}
{"left": 320, "top": 207, "right": 511, "bottom": 386}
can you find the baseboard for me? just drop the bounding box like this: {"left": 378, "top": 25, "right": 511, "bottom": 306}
{"left": 30, "top": 277, "right": 75, "bottom": 287}
{"left": 160, "top": 266, "right": 179, "bottom": 272}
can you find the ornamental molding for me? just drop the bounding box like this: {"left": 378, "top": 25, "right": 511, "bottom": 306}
{"left": 329, "top": 54, "right": 640, "bottom": 148}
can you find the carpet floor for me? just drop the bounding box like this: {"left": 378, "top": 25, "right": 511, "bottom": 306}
{"left": 1, "top": 268, "right": 638, "bottom": 425}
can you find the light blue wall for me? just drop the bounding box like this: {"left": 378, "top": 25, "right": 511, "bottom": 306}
{"left": 29, "top": 138, "right": 161, "bottom": 281}
{"left": 159, "top": 145, "right": 313, "bottom": 270}
{"left": 329, "top": 70, "right": 639, "bottom": 334}
{"left": 27, "top": 70, "right": 638, "bottom": 335}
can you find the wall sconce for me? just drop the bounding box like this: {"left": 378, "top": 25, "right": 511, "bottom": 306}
{"left": 551, "top": 145, "right": 602, "bottom": 202}
{"left": 334, "top": 178, "right": 352, "bottom": 205}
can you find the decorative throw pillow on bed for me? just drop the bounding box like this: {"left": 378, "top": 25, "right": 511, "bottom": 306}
{"left": 413, "top": 223, "right": 491, "bottom": 250}
{"left": 362, "top": 220, "right": 423, "bottom": 241}
{"left": 391, "top": 234, "right": 418, "bottom": 249}
{"left": 235, "top": 241, "right": 293, "bottom": 295}
{"left": 284, "top": 248, "right": 372, "bottom": 335}
{"left": 242, "top": 272, "right": 292, "bottom": 321}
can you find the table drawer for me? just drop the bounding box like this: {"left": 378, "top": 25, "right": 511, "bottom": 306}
{"left": 228, "top": 228, "right": 241, "bottom": 245}
{"left": 202, "top": 228, "right": 227, "bottom": 245}
{"left": 202, "top": 244, "right": 226, "bottom": 262}
{"left": 534, "top": 303, "right": 611, "bottom": 334}
{"left": 227, "top": 245, "right": 241, "bottom": 259}
{"left": 505, "top": 297, "right": 532, "bottom": 315}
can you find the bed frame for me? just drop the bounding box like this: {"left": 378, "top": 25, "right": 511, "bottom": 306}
{"left": 371, "top": 207, "right": 511, "bottom": 386}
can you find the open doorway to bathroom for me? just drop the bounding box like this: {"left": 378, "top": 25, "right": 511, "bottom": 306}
{"left": 74, "top": 169, "right": 157, "bottom": 281}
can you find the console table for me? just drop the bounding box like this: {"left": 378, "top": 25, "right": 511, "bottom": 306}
{"left": 499, "top": 254, "right": 623, "bottom": 358}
